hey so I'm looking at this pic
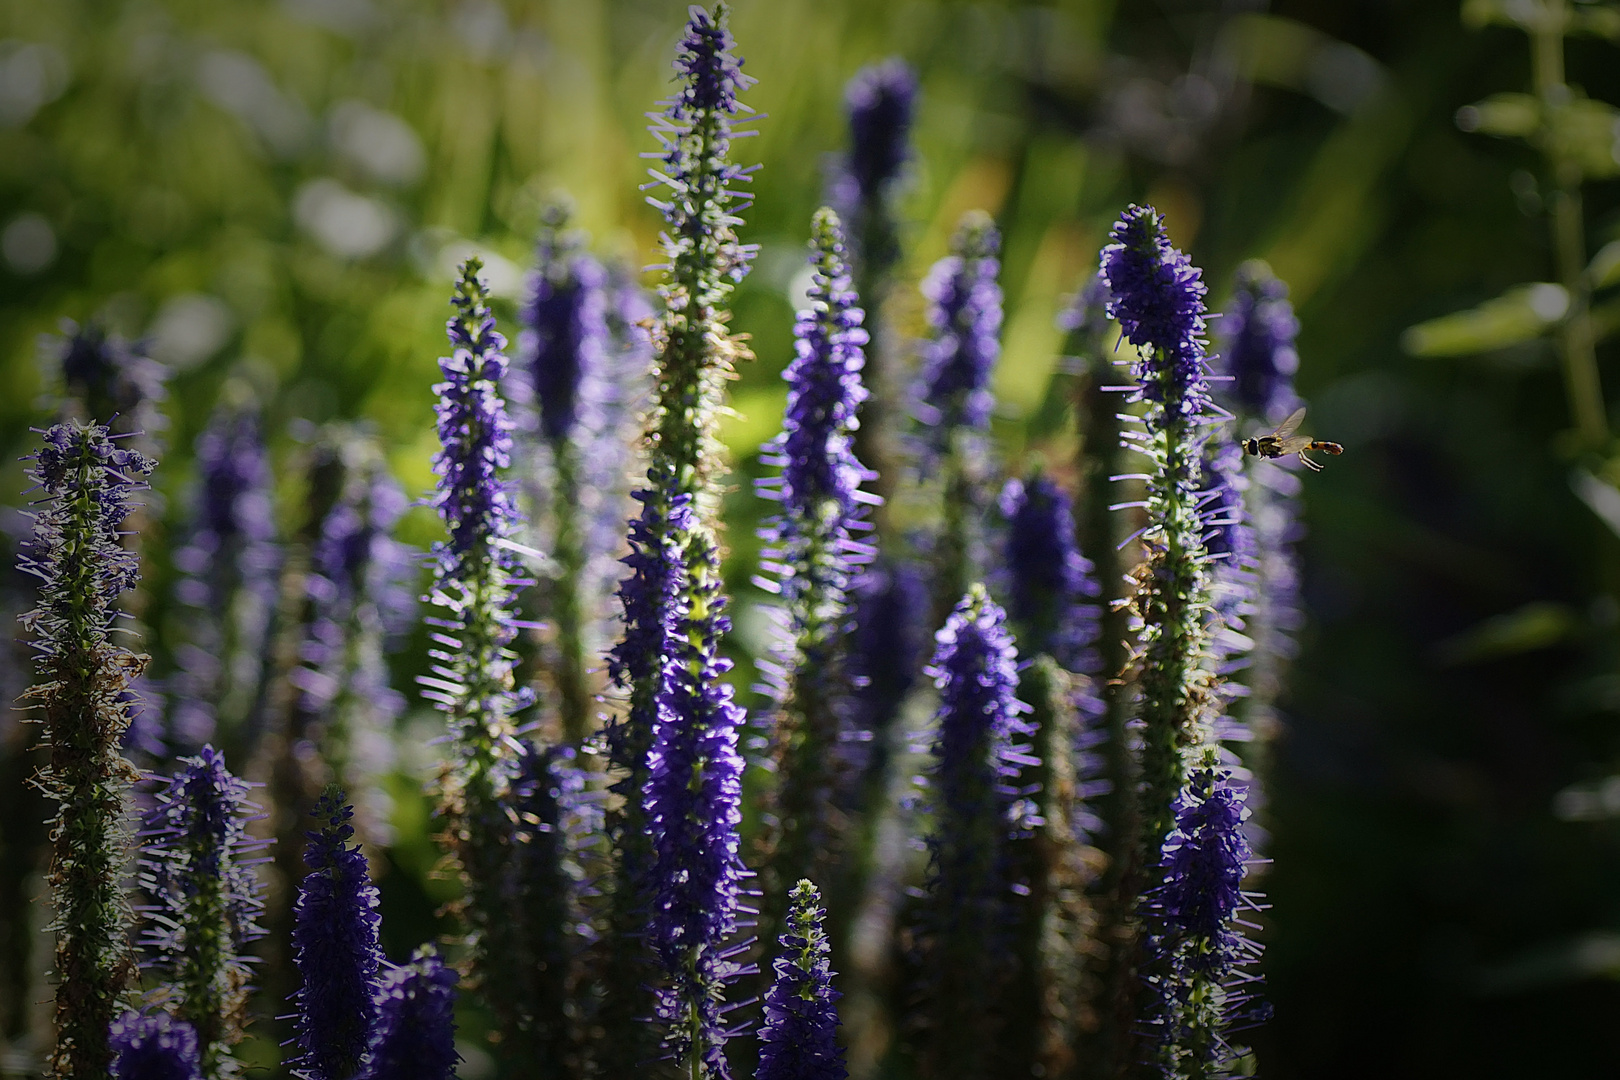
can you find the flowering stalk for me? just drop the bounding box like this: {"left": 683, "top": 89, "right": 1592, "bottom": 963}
{"left": 290, "top": 790, "right": 383, "bottom": 1080}
{"left": 835, "top": 59, "right": 917, "bottom": 517}
{"left": 915, "top": 212, "right": 1003, "bottom": 630}
{"left": 602, "top": 7, "right": 756, "bottom": 1071}
{"left": 49, "top": 321, "right": 169, "bottom": 447}
{"left": 516, "top": 206, "right": 623, "bottom": 744}
{"left": 1214, "top": 263, "right": 1304, "bottom": 745}
{"left": 109, "top": 1012, "right": 203, "bottom": 1080}
{"left": 913, "top": 585, "right": 1036, "bottom": 1080}
{"left": 168, "top": 400, "right": 280, "bottom": 757}
{"left": 1142, "top": 763, "right": 1268, "bottom": 1079}
{"left": 18, "top": 422, "right": 153, "bottom": 1080}
{"left": 418, "top": 257, "right": 529, "bottom": 1046}
{"left": 643, "top": 518, "right": 751, "bottom": 1079}
{"left": 998, "top": 472, "right": 1102, "bottom": 675}
{"left": 758, "top": 207, "right": 873, "bottom": 911}
{"left": 138, "top": 746, "right": 267, "bottom": 1077}
{"left": 502, "top": 739, "right": 601, "bottom": 1074}
{"left": 1098, "top": 204, "right": 1223, "bottom": 866}
{"left": 756, "top": 880, "right": 846, "bottom": 1080}
{"left": 846, "top": 559, "right": 928, "bottom": 814}
{"left": 358, "top": 946, "right": 460, "bottom": 1080}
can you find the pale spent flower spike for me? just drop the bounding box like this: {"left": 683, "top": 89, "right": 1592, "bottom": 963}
{"left": 290, "top": 789, "right": 382, "bottom": 1080}
{"left": 419, "top": 256, "right": 528, "bottom": 1042}
{"left": 1143, "top": 763, "right": 1269, "bottom": 1080}
{"left": 643, "top": 519, "right": 751, "bottom": 1080}
{"left": 110, "top": 1012, "right": 203, "bottom": 1080}
{"left": 358, "top": 946, "right": 460, "bottom": 1080}
{"left": 1098, "top": 204, "right": 1223, "bottom": 867}
{"left": 516, "top": 205, "right": 618, "bottom": 743}
{"left": 1214, "top": 262, "right": 1305, "bottom": 746}
{"left": 755, "top": 880, "right": 847, "bottom": 1080}
{"left": 17, "top": 421, "right": 153, "bottom": 1080}
{"left": 757, "top": 206, "right": 875, "bottom": 908}
{"left": 168, "top": 399, "right": 280, "bottom": 756}
{"left": 138, "top": 745, "right": 268, "bottom": 1078}
{"left": 914, "top": 585, "right": 1038, "bottom": 1080}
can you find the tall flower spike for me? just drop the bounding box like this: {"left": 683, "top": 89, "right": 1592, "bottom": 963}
{"left": 359, "top": 946, "right": 460, "bottom": 1080}
{"left": 1098, "top": 204, "right": 1222, "bottom": 862}
{"left": 998, "top": 472, "right": 1102, "bottom": 675}
{"left": 18, "top": 422, "right": 153, "bottom": 1080}
{"left": 756, "top": 880, "right": 847, "bottom": 1080}
{"left": 643, "top": 2, "right": 757, "bottom": 517}
{"left": 168, "top": 398, "right": 280, "bottom": 755}
{"left": 1214, "top": 263, "right": 1305, "bottom": 747}
{"left": 110, "top": 1012, "right": 204, "bottom": 1080}
{"left": 847, "top": 559, "right": 929, "bottom": 811}
{"left": 515, "top": 206, "right": 622, "bottom": 743}
{"left": 290, "top": 790, "right": 383, "bottom": 1080}
{"left": 1143, "top": 765, "right": 1269, "bottom": 1079}
{"left": 48, "top": 320, "right": 169, "bottom": 443}
{"left": 139, "top": 745, "right": 268, "bottom": 1077}
{"left": 916, "top": 213, "right": 1003, "bottom": 630}
{"left": 913, "top": 585, "right": 1037, "bottom": 1080}
{"left": 758, "top": 207, "right": 874, "bottom": 911}
{"left": 644, "top": 522, "right": 751, "bottom": 1079}
{"left": 420, "top": 257, "right": 529, "bottom": 1051}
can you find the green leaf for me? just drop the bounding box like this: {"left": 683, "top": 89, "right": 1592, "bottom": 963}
{"left": 1547, "top": 95, "right": 1620, "bottom": 178}
{"left": 1590, "top": 239, "right": 1620, "bottom": 291}
{"left": 1455, "top": 92, "right": 1540, "bottom": 138}
{"left": 1433, "top": 601, "right": 1577, "bottom": 665}
{"left": 1401, "top": 283, "right": 1568, "bottom": 356}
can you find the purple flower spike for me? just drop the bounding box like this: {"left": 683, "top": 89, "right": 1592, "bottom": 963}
{"left": 757, "top": 880, "right": 847, "bottom": 1080}
{"left": 291, "top": 790, "right": 382, "bottom": 1080}
{"left": 49, "top": 320, "right": 169, "bottom": 441}
{"left": 432, "top": 258, "right": 517, "bottom": 568}
{"left": 139, "top": 745, "right": 267, "bottom": 1076}
{"left": 520, "top": 211, "right": 613, "bottom": 446}
{"left": 20, "top": 422, "right": 153, "bottom": 1079}
{"left": 917, "top": 212, "right": 1003, "bottom": 452}
{"left": 644, "top": 523, "right": 750, "bottom": 1079}
{"left": 845, "top": 61, "right": 917, "bottom": 202}
{"left": 110, "top": 1012, "right": 203, "bottom": 1080}
{"left": 915, "top": 585, "right": 1037, "bottom": 1078}
{"left": 1144, "top": 768, "right": 1269, "bottom": 1077}
{"left": 360, "top": 946, "right": 460, "bottom": 1080}
{"left": 998, "top": 472, "right": 1101, "bottom": 674}
{"left": 1100, "top": 204, "right": 1210, "bottom": 415}
{"left": 1216, "top": 261, "right": 1301, "bottom": 426}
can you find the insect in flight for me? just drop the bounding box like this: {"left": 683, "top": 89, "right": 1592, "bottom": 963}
{"left": 1241, "top": 407, "right": 1343, "bottom": 472}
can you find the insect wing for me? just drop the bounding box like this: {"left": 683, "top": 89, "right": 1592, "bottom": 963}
{"left": 1270, "top": 407, "right": 1306, "bottom": 440}
{"left": 1273, "top": 436, "right": 1314, "bottom": 455}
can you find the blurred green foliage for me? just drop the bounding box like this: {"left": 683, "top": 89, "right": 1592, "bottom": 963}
{"left": 4, "top": 0, "right": 1620, "bottom": 1077}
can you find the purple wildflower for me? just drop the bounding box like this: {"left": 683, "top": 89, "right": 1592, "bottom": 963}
{"left": 847, "top": 559, "right": 929, "bottom": 771}
{"left": 139, "top": 745, "right": 267, "bottom": 1076}
{"left": 1143, "top": 767, "right": 1269, "bottom": 1077}
{"left": 110, "top": 1012, "right": 203, "bottom": 1080}
{"left": 917, "top": 212, "right": 1003, "bottom": 453}
{"left": 1097, "top": 203, "right": 1223, "bottom": 858}
{"left": 756, "top": 880, "right": 847, "bottom": 1080}
{"left": 420, "top": 258, "right": 528, "bottom": 1048}
{"left": 844, "top": 61, "right": 917, "bottom": 208}
{"left": 48, "top": 320, "right": 169, "bottom": 442}
{"left": 168, "top": 399, "right": 280, "bottom": 754}
{"left": 914, "top": 585, "right": 1037, "bottom": 1078}
{"left": 18, "top": 422, "right": 153, "bottom": 1080}
{"left": 1215, "top": 261, "right": 1301, "bottom": 427}
{"left": 519, "top": 208, "right": 613, "bottom": 445}
{"left": 644, "top": 522, "right": 750, "bottom": 1078}
{"left": 998, "top": 472, "right": 1101, "bottom": 674}
{"left": 757, "top": 208, "right": 875, "bottom": 895}
{"left": 290, "top": 791, "right": 382, "bottom": 1080}
{"left": 359, "top": 946, "right": 460, "bottom": 1080}
{"left": 1203, "top": 442, "right": 1258, "bottom": 696}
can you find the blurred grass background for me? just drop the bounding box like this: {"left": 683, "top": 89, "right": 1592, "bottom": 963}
{"left": 2, "top": 0, "right": 1620, "bottom": 1076}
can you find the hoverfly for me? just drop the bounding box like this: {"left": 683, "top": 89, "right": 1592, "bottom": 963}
{"left": 1241, "top": 407, "right": 1343, "bottom": 472}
